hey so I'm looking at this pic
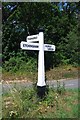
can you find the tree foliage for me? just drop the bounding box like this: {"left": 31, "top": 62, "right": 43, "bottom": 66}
{"left": 2, "top": 2, "right": 80, "bottom": 72}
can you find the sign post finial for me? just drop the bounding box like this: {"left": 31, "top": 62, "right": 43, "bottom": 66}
{"left": 38, "top": 27, "right": 44, "bottom": 32}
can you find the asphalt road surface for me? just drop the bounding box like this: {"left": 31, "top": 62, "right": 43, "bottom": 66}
{"left": 2, "top": 79, "right": 79, "bottom": 93}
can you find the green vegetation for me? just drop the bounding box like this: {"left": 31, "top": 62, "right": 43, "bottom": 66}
{"left": 3, "top": 56, "right": 37, "bottom": 73}
{"left": 3, "top": 86, "right": 78, "bottom": 119}
{"left": 3, "top": 64, "right": 78, "bottom": 82}
{"left": 0, "top": 67, "right": 2, "bottom": 72}
{"left": 2, "top": 2, "right": 80, "bottom": 74}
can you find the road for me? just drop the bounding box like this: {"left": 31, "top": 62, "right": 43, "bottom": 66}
{"left": 2, "top": 79, "right": 78, "bottom": 93}
{"left": 47, "top": 79, "right": 78, "bottom": 88}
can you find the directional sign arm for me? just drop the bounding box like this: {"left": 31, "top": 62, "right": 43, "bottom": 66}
{"left": 27, "top": 34, "right": 39, "bottom": 43}
{"left": 20, "top": 41, "right": 55, "bottom": 51}
{"left": 44, "top": 44, "right": 55, "bottom": 51}
{"left": 20, "top": 41, "right": 39, "bottom": 50}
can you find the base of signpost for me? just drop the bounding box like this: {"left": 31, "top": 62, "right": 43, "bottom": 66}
{"left": 37, "top": 85, "right": 47, "bottom": 99}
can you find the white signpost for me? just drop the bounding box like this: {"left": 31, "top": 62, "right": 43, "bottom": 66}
{"left": 20, "top": 28, "right": 55, "bottom": 97}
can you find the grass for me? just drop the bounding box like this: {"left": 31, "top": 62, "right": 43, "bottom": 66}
{"left": 0, "top": 82, "right": 2, "bottom": 119}
{"left": 2, "top": 65, "right": 79, "bottom": 118}
{"left": 46, "top": 65, "right": 78, "bottom": 80}
{"left": 2, "top": 86, "right": 79, "bottom": 119}
{"left": 0, "top": 67, "right": 2, "bottom": 82}
{"left": 2, "top": 65, "right": 78, "bottom": 82}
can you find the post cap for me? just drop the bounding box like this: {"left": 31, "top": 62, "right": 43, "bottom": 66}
{"left": 38, "top": 27, "right": 44, "bottom": 32}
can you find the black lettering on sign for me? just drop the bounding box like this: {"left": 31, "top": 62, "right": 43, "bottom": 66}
{"left": 45, "top": 45, "right": 51, "bottom": 48}
{"left": 48, "top": 48, "right": 53, "bottom": 51}
{"left": 23, "top": 44, "right": 28, "bottom": 47}
{"left": 27, "top": 45, "right": 38, "bottom": 48}
{"left": 23, "top": 44, "right": 38, "bottom": 48}
{"left": 28, "top": 37, "right": 37, "bottom": 40}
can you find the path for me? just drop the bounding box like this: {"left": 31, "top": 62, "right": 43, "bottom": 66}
{"left": 2, "top": 79, "right": 78, "bottom": 93}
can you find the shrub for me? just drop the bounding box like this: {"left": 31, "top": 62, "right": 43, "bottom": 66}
{"left": 3, "top": 56, "right": 37, "bottom": 73}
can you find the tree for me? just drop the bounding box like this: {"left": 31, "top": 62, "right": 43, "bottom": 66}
{"left": 2, "top": 2, "right": 79, "bottom": 71}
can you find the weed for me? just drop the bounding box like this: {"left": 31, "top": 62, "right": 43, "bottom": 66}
{"left": 9, "top": 110, "right": 18, "bottom": 118}
{"left": 57, "top": 81, "right": 65, "bottom": 95}
{"left": 3, "top": 88, "right": 78, "bottom": 118}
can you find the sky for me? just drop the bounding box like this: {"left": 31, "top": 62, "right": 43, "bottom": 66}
{"left": 58, "top": 0, "right": 68, "bottom": 11}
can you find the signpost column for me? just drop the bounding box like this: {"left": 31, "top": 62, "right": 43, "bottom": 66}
{"left": 37, "top": 28, "right": 46, "bottom": 98}
{"left": 37, "top": 29, "right": 46, "bottom": 87}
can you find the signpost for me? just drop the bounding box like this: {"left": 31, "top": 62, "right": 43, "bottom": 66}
{"left": 20, "top": 28, "right": 55, "bottom": 98}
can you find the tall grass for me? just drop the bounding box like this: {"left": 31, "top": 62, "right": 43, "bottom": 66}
{"left": 3, "top": 84, "right": 78, "bottom": 118}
